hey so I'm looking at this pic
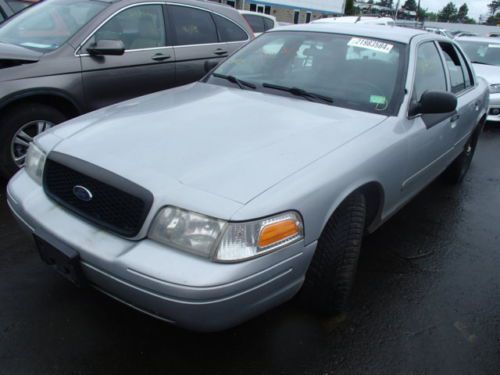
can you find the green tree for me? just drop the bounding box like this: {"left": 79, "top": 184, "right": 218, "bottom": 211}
{"left": 438, "top": 2, "right": 458, "bottom": 22}
{"left": 488, "top": 1, "right": 500, "bottom": 15}
{"left": 457, "top": 3, "right": 468, "bottom": 21}
{"left": 345, "top": 0, "right": 355, "bottom": 15}
{"left": 403, "top": 0, "right": 417, "bottom": 11}
{"left": 377, "top": 0, "right": 394, "bottom": 7}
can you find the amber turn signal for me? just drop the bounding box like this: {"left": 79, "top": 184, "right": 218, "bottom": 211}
{"left": 258, "top": 219, "right": 300, "bottom": 248}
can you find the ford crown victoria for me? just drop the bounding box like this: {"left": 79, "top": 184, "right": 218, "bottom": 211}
{"left": 7, "top": 24, "right": 488, "bottom": 331}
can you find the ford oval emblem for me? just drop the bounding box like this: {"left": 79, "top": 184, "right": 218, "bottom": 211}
{"left": 72, "top": 185, "right": 93, "bottom": 202}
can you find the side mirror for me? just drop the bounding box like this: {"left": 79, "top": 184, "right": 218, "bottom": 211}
{"left": 87, "top": 39, "right": 125, "bottom": 56}
{"left": 204, "top": 59, "right": 220, "bottom": 73}
{"left": 410, "top": 90, "right": 457, "bottom": 116}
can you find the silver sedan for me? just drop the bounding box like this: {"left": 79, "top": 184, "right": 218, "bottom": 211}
{"left": 8, "top": 23, "right": 488, "bottom": 331}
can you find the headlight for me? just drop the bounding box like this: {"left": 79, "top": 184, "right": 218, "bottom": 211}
{"left": 148, "top": 207, "right": 226, "bottom": 258}
{"left": 148, "top": 208, "right": 304, "bottom": 262}
{"left": 24, "top": 143, "right": 46, "bottom": 184}
{"left": 490, "top": 84, "right": 500, "bottom": 93}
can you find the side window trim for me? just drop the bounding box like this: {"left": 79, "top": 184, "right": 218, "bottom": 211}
{"left": 454, "top": 44, "right": 475, "bottom": 87}
{"left": 437, "top": 41, "right": 471, "bottom": 96}
{"left": 76, "top": 2, "right": 170, "bottom": 57}
{"left": 166, "top": 3, "right": 250, "bottom": 47}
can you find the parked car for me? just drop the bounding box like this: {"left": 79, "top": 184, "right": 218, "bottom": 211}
{"left": 8, "top": 23, "right": 488, "bottom": 331}
{"left": 238, "top": 10, "right": 276, "bottom": 35}
{"left": 312, "top": 16, "right": 395, "bottom": 26}
{"left": 0, "top": 0, "right": 37, "bottom": 23}
{"left": 457, "top": 36, "right": 500, "bottom": 122}
{"left": 0, "top": 0, "right": 252, "bottom": 178}
{"left": 425, "top": 27, "right": 453, "bottom": 39}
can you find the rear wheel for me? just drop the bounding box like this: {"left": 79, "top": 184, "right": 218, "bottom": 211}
{"left": 299, "top": 193, "right": 366, "bottom": 315}
{"left": 0, "top": 103, "right": 66, "bottom": 178}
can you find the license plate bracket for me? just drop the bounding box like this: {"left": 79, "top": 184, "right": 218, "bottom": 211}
{"left": 34, "top": 235, "right": 85, "bottom": 287}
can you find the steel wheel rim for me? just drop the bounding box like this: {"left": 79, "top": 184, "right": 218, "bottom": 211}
{"left": 10, "top": 120, "right": 54, "bottom": 168}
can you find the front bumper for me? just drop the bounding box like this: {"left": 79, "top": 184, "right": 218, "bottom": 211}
{"left": 7, "top": 171, "right": 316, "bottom": 331}
{"left": 487, "top": 93, "right": 500, "bottom": 122}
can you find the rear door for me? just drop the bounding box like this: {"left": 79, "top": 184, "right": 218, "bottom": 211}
{"left": 168, "top": 4, "right": 249, "bottom": 86}
{"left": 438, "top": 41, "right": 481, "bottom": 147}
{"left": 80, "top": 4, "right": 176, "bottom": 111}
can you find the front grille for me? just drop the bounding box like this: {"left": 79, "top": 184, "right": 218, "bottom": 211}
{"left": 43, "top": 152, "right": 154, "bottom": 237}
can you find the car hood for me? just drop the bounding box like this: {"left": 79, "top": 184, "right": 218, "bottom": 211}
{"left": 473, "top": 63, "right": 500, "bottom": 84}
{"left": 0, "top": 42, "right": 42, "bottom": 65}
{"left": 48, "top": 83, "right": 387, "bottom": 204}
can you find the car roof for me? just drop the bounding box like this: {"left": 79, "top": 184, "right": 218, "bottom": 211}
{"left": 456, "top": 36, "right": 500, "bottom": 43}
{"left": 271, "top": 23, "right": 427, "bottom": 44}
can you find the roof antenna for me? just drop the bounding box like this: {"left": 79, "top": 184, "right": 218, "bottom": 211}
{"left": 355, "top": 15, "right": 362, "bottom": 23}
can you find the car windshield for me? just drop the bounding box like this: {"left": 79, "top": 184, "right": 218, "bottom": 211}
{"left": 458, "top": 40, "right": 500, "bottom": 66}
{"left": 0, "top": 0, "right": 107, "bottom": 52}
{"left": 210, "top": 31, "right": 404, "bottom": 114}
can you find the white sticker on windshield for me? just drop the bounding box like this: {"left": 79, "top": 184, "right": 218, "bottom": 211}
{"left": 488, "top": 44, "right": 500, "bottom": 48}
{"left": 348, "top": 38, "right": 394, "bottom": 54}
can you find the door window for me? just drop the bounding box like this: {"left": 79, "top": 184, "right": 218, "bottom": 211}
{"left": 263, "top": 17, "right": 274, "bottom": 31}
{"left": 412, "top": 42, "right": 447, "bottom": 102}
{"left": 439, "top": 42, "right": 467, "bottom": 94}
{"left": 243, "top": 14, "right": 265, "bottom": 33}
{"left": 213, "top": 14, "right": 248, "bottom": 42}
{"left": 455, "top": 46, "right": 474, "bottom": 88}
{"left": 170, "top": 5, "right": 218, "bottom": 45}
{"left": 94, "top": 5, "right": 166, "bottom": 50}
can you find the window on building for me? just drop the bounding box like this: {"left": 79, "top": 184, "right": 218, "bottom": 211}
{"left": 293, "top": 10, "right": 300, "bottom": 24}
{"left": 306, "top": 12, "right": 312, "bottom": 23}
{"left": 226, "top": 0, "right": 235, "bottom": 7}
{"left": 249, "top": 4, "right": 256, "bottom": 11}
{"left": 264, "top": 6, "right": 271, "bottom": 15}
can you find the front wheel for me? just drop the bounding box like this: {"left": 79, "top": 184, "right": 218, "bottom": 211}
{"left": 0, "top": 103, "right": 66, "bottom": 178}
{"left": 299, "top": 193, "right": 366, "bottom": 315}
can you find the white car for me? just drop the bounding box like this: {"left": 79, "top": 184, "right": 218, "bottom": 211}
{"left": 312, "top": 16, "right": 395, "bottom": 26}
{"left": 457, "top": 36, "right": 500, "bottom": 122}
{"left": 238, "top": 10, "right": 276, "bottom": 35}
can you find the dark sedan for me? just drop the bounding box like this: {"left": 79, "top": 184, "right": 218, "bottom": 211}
{"left": 0, "top": 0, "right": 252, "bottom": 178}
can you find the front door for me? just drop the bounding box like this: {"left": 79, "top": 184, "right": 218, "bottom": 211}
{"left": 403, "top": 41, "right": 457, "bottom": 197}
{"left": 80, "top": 4, "right": 176, "bottom": 111}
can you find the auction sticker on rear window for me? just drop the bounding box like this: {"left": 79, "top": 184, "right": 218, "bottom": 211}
{"left": 348, "top": 38, "right": 394, "bottom": 54}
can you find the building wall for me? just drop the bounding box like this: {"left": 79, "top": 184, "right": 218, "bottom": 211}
{"left": 212, "top": 0, "right": 344, "bottom": 23}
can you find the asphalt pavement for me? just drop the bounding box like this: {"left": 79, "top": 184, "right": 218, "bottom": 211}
{"left": 1, "top": 126, "right": 499, "bottom": 375}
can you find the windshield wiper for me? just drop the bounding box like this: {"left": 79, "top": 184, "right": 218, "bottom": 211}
{"left": 471, "top": 61, "right": 491, "bottom": 65}
{"left": 262, "top": 83, "right": 333, "bottom": 104}
{"left": 212, "top": 73, "right": 256, "bottom": 90}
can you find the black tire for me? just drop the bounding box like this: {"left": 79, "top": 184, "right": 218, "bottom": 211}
{"left": 299, "top": 192, "right": 366, "bottom": 315}
{"left": 0, "top": 103, "right": 67, "bottom": 178}
{"left": 444, "top": 128, "right": 480, "bottom": 184}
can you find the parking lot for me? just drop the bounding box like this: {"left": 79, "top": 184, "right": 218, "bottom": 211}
{"left": 0, "top": 125, "right": 498, "bottom": 375}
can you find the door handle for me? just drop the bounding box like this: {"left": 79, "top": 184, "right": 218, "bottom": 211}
{"left": 474, "top": 101, "right": 480, "bottom": 111}
{"left": 213, "top": 48, "right": 228, "bottom": 56}
{"left": 152, "top": 53, "right": 171, "bottom": 61}
{"left": 450, "top": 114, "right": 460, "bottom": 128}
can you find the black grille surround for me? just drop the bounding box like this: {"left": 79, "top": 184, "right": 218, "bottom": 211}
{"left": 43, "top": 152, "right": 154, "bottom": 237}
